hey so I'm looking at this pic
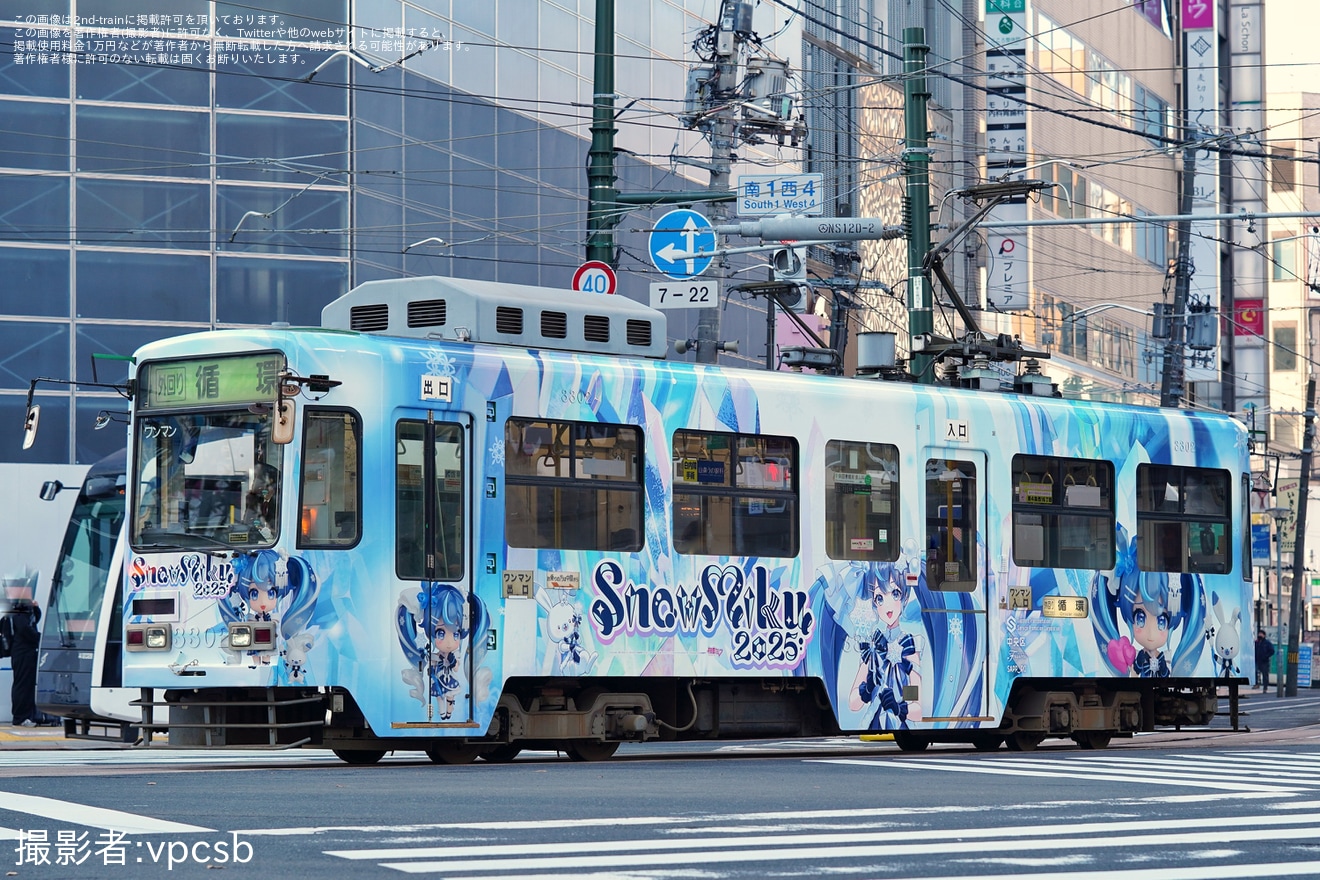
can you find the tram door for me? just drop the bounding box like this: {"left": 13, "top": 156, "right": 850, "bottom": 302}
{"left": 395, "top": 412, "right": 475, "bottom": 725}
{"left": 921, "top": 449, "right": 990, "bottom": 723}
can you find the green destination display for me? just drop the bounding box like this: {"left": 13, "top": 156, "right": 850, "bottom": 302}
{"left": 138, "top": 352, "right": 285, "bottom": 410}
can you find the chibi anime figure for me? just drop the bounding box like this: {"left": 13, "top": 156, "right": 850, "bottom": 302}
{"left": 1093, "top": 526, "right": 1207, "bottom": 678}
{"left": 397, "top": 582, "right": 490, "bottom": 718}
{"left": 848, "top": 563, "right": 923, "bottom": 730}
{"left": 1207, "top": 592, "right": 1243, "bottom": 679}
{"left": 537, "top": 586, "right": 598, "bottom": 676}
{"left": 218, "top": 550, "right": 319, "bottom": 675}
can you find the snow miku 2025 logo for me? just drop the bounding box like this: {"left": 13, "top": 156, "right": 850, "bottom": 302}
{"left": 129, "top": 553, "right": 235, "bottom": 599}
{"left": 588, "top": 560, "right": 815, "bottom": 669}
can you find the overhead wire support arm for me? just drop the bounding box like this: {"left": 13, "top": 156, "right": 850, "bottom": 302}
{"left": 917, "top": 179, "right": 1050, "bottom": 363}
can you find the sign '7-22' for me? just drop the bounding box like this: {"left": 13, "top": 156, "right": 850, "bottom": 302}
{"left": 649, "top": 281, "right": 719, "bottom": 310}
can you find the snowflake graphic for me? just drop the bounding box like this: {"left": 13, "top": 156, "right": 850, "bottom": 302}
{"left": 488, "top": 438, "right": 505, "bottom": 467}
{"left": 424, "top": 347, "right": 458, "bottom": 377}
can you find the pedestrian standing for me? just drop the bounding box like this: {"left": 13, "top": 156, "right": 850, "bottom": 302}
{"left": 1255, "top": 629, "right": 1275, "bottom": 690}
{"left": 6, "top": 601, "right": 42, "bottom": 725}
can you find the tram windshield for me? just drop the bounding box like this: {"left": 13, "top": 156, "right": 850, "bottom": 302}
{"left": 45, "top": 469, "right": 125, "bottom": 648}
{"left": 132, "top": 411, "right": 282, "bottom": 551}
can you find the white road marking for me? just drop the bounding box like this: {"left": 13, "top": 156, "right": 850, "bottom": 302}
{"left": 433, "top": 864, "right": 1320, "bottom": 880}
{"left": 0, "top": 792, "right": 212, "bottom": 833}
{"left": 816, "top": 756, "right": 1302, "bottom": 792}
{"left": 873, "top": 863, "right": 1320, "bottom": 880}
{"left": 326, "top": 810, "right": 1320, "bottom": 861}
{"left": 375, "top": 825, "right": 1320, "bottom": 874}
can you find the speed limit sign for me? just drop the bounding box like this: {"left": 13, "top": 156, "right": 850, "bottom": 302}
{"left": 572, "top": 260, "right": 617, "bottom": 295}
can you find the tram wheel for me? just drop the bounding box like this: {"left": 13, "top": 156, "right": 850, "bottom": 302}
{"left": 479, "top": 744, "right": 523, "bottom": 763}
{"left": 1005, "top": 731, "right": 1045, "bottom": 752}
{"left": 1073, "top": 731, "right": 1112, "bottom": 750}
{"left": 565, "top": 740, "right": 620, "bottom": 762}
{"left": 333, "top": 748, "right": 386, "bottom": 765}
{"left": 893, "top": 732, "right": 930, "bottom": 752}
{"left": 425, "top": 742, "right": 482, "bottom": 765}
{"left": 971, "top": 733, "right": 1002, "bottom": 752}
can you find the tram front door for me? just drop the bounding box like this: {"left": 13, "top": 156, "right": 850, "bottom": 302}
{"left": 918, "top": 448, "right": 990, "bottom": 726}
{"left": 392, "top": 411, "right": 478, "bottom": 728}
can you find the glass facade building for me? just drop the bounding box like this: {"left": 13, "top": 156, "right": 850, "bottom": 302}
{"left": 3, "top": 1, "right": 791, "bottom": 464}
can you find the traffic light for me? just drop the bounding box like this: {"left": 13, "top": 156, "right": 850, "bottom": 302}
{"left": 771, "top": 247, "right": 809, "bottom": 312}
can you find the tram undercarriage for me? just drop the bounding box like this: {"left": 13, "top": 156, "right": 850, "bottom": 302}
{"left": 134, "top": 676, "right": 1237, "bottom": 763}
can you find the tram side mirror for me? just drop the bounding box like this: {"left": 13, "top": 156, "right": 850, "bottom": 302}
{"left": 272, "top": 400, "right": 295, "bottom": 445}
{"left": 21, "top": 404, "right": 40, "bottom": 450}
{"left": 39, "top": 480, "right": 64, "bottom": 501}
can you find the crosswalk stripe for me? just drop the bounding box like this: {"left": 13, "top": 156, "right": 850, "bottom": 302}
{"left": 0, "top": 793, "right": 212, "bottom": 834}
{"left": 916, "top": 754, "right": 1319, "bottom": 787}
{"left": 812, "top": 756, "right": 1302, "bottom": 792}
{"left": 373, "top": 825, "right": 1320, "bottom": 874}
{"left": 426, "top": 864, "right": 1320, "bottom": 880}
{"left": 325, "top": 810, "right": 1320, "bottom": 861}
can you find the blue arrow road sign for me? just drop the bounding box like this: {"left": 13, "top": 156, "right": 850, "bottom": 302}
{"left": 648, "top": 208, "right": 715, "bottom": 280}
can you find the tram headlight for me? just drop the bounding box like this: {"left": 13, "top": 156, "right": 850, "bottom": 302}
{"left": 144, "top": 626, "right": 170, "bottom": 650}
{"left": 229, "top": 624, "right": 254, "bottom": 649}
{"left": 227, "top": 623, "right": 275, "bottom": 650}
{"left": 128, "top": 624, "right": 172, "bottom": 651}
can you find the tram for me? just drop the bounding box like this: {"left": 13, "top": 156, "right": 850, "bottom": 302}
{"left": 34, "top": 450, "right": 140, "bottom": 739}
{"left": 110, "top": 276, "right": 1250, "bottom": 762}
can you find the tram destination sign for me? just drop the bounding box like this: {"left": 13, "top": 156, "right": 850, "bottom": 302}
{"left": 138, "top": 351, "right": 285, "bottom": 410}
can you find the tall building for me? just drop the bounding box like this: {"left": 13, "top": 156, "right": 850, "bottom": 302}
{"left": 0, "top": 1, "right": 803, "bottom": 465}
{"left": 5, "top": 1, "right": 1291, "bottom": 470}
{"left": 1263, "top": 91, "right": 1319, "bottom": 455}
{"left": 972, "top": 0, "right": 1183, "bottom": 404}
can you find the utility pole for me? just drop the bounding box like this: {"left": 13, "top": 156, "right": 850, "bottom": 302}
{"left": 903, "top": 28, "right": 934, "bottom": 384}
{"left": 669, "top": 1, "right": 804, "bottom": 364}
{"left": 585, "top": 0, "right": 617, "bottom": 266}
{"left": 1159, "top": 138, "right": 1195, "bottom": 407}
{"left": 1286, "top": 377, "right": 1316, "bottom": 696}
{"left": 691, "top": 2, "right": 743, "bottom": 365}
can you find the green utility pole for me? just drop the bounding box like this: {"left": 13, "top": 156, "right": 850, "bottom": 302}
{"left": 904, "top": 28, "right": 934, "bottom": 383}
{"left": 585, "top": 0, "right": 617, "bottom": 265}
{"left": 1286, "top": 377, "right": 1315, "bottom": 696}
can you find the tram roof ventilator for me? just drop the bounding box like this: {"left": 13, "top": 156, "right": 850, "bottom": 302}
{"left": 322, "top": 276, "right": 669, "bottom": 359}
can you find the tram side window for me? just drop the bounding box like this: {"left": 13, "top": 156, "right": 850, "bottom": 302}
{"left": 672, "top": 430, "right": 799, "bottom": 558}
{"left": 298, "top": 409, "right": 361, "bottom": 549}
{"left": 396, "top": 421, "right": 466, "bottom": 580}
{"left": 1010, "top": 454, "right": 1115, "bottom": 570}
{"left": 1240, "top": 474, "right": 1251, "bottom": 582}
{"left": 504, "top": 418, "right": 643, "bottom": 552}
{"left": 925, "top": 458, "right": 977, "bottom": 591}
{"left": 1136, "top": 464, "right": 1231, "bottom": 574}
{"left": 825, "top": 440, "right": 899, "bottom": 561}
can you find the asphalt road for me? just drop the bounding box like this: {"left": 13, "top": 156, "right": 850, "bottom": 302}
{"left": 0, "top": 689, "right": 1319, "bottom": 880}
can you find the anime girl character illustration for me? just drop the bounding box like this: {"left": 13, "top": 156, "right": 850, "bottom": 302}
{"left": 397, "top": 582, "right": 490, "bottom": 719}
{"left": 805, "top": 545, "right": 983, "bottom": 733}
{"left": 1092, "top": 526, "right": 1207, "bottom": 678}
{"left": 218, "top": 550, "right": 319, "bottom": 678}
{"left": 536, "top": 585, "right": 598, "bottom": 676}
{"left": 848, "top": 562, "right": 923, "bottom": 730}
